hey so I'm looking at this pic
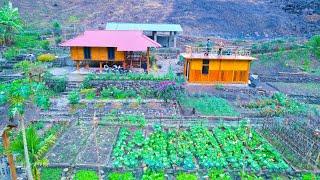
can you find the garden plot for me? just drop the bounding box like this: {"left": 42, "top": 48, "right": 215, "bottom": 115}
{"left": 47, "top": 122, "right": 93, "bottom": 164}
{"left": 110, "top": 124, "right": 290, "bottom": 172}
{"left": 269, "top": 82, "right": 320, "bottom": 97}
{"left": 179, "top": 95, "right": 239, "bottom": 116}
{"left": 75, "top": 125, "right": 119, "bottom": 165}
{"left": 79, "top": 101, "right": 179, "bottom": 119}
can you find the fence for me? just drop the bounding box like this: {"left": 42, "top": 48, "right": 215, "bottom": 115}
{"left": 0, "top": 156, "right": 11, "bottom": 180}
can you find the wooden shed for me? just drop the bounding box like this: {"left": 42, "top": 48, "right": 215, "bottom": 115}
{"left": 60, "top": 30, "right": 161, "bottom": 71}
{"left": 181, "top": 46, "right": 255, "bottom": 84}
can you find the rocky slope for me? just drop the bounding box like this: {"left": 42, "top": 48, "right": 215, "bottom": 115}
{"left": 5, "top": 0, "right": 320, "bottom": 38}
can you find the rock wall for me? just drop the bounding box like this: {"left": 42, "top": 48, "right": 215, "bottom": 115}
{"left": 89, "top": 80, "right": 164, "bottom": 91}
{"left": 258, "top": 73, "right": 320, "bottom": 83}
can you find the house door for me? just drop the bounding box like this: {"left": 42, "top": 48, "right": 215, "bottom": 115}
{"left": 108, "top": 47, "right": 115, "bottom": 60}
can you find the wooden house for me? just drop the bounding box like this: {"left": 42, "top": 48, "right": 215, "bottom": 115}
{"left": 60, "top": 30, "right": 161, "bottom": 71}
{"left": 181, "top": 46, "right": 255, "bottom": 84}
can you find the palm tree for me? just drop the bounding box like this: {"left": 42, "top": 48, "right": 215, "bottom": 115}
{"left": 10, "top": 125, "right": 56, "bottom": 180}
{"left": 0, "top": 1, "right": 23, "bottom": 45}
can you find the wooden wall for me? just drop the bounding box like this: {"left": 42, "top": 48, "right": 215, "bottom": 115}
{"left": 185, "top": 58, "right": 251, "bottom": 84}
{"left": 70, "top": 47, "right": 125, "bottom": 61}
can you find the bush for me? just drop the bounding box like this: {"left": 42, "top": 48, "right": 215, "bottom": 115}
{"left": 176, "top": 173, "right": 197, "bottom": 180}
{"left": 156, "top": 81, "right": 182, "bottom": 102}
{"left": 41, "top": 40, "right": 50, "bottom": 50}
{"left": 3, "top": 47, "right": 19, "bottom": 60}
{"left": 308, "top": 35, "right": 320, "bottom": 59}
{"left": 108, "top": 172, "right": 135, "bottom": 180}
{"left": 80, "top": 88, "right": 96, "bottom": 100}
{"left": 37, "top": 53, "right": 56, "bottom": 62}
{"left": 43, "top": 72, "right": 67, "bottom": 93}
{"left": 68, "top": 90, "right": 80, "bottom": 104}
{"left": 74, "top": 170, "right": 98, "bottom": 180}
{"left": 40, "top": 168, "right": 62, "bottom": 180}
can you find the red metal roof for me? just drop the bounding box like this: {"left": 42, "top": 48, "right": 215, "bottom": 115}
{"left": 60, "top": 30, "right": 161, "bottom": 51}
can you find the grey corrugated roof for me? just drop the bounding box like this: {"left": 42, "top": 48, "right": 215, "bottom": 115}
{"left": 106, "top": 22, "right": 183, "bottom": 32}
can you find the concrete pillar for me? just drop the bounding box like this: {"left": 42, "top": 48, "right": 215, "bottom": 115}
{"left": 173, "top": 32, "right": 177, "bottom": 48}
{"left": 169, "top": 32, "right": 172, "bottom": 47}
{"left": 152, "top": 31, "right": 157, "bottom": 42}
{"left": 76, "top": 61, "right": 80, "bottom": 70}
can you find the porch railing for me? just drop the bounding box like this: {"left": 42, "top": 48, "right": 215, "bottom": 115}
{"left": 185, "top": 45, "right": 252, "bottom": 57}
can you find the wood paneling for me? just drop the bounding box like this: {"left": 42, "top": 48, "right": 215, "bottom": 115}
{"left": 186, "top": 58, "right": 251, "bottom": 84}
{"left": 70, "top": 47, "right": 125, "bottom": 61}
{"left": 70, "top": 47, "right": 84, "bottom": 60}
{"left": 115, "top": 49, "right": 125, "bottom": 61}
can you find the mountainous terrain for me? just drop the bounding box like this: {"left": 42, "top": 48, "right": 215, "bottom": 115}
{"left": 5, "top": 0, "right": 320, "bottom": 38}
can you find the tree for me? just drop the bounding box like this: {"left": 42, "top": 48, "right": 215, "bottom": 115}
{"left": 0, "top": 1, "right": 23, "bottom": 45}
{"left": 0, "top": 79, "right": 52, "bottom": 180}
{"left": 10, "top": 125, "right": 56, "bottom": 180}
{"left": 307, "top": 35, "right": 320, "bottom": 59}
{"left": 68, "top": 15, "right": 80, "bottom": 33}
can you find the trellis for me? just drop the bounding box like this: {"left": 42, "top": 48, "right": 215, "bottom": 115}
{"left": 259, "top": 118, "right": 320, "bottom": 170}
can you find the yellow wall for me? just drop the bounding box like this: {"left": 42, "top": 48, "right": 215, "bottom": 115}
{"left": 70, "top": 47, "right": 125, "bottom": 61}
{"left": 185, "top": 58, "right": 251, "bottom": 84}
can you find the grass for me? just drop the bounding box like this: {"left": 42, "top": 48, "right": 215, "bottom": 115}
{"left": 270, "top": 82, "right": 320, "bottom": 96}
{"left": 40, "top": 168, "right": 62, "bottom": 180}
{"left": 179, "top": 95, "right": 238, "bottom": 116}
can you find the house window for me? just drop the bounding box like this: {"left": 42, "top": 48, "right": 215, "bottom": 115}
{"left": 108, "top": 47, "right": 115, "bottom": 60}
{"left": 84, "top": 47, "right": 91, "bottom": 59}
{"left": 202, "top": 59, "right": 209, "bottom": 74}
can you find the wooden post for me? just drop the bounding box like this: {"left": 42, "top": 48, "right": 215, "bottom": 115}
{"left": 99, "top": 62, "right": 102, "bottom": 73}
{"left": 76, "top": 61, "right": 80, "bottom": 70}
{"left": 146, "top": 47, "right": 150, "bottom": 72}
{"left": 2, "top": 128, "right": 17, "bottom": 180}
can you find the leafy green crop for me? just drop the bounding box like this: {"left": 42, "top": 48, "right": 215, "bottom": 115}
{"left": 74, "top": 170, "right": 98, "bottom": 180}
{"left": 142, "top": 170, "right": 165, "bottom": 180}
{"left": 108, "top": 172, "right": 135, "bottom": 180}
{"left": 40, "top": 168, "right": 62, "bottom": 180}
{"left": 176, "top": 172, "right": 197, "bottom": 180}
{"left": 180, "top": 95, "right": 238, "bottom": 116}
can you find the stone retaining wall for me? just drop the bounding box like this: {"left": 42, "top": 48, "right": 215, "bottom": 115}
{"left": 258, "top": 73, "right": 320, "bottom": 83}
{"left": 89, "top": 80, "right": 164, "bottom": 91}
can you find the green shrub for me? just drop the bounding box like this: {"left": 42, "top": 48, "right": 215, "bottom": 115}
{"left": 40, "top": 168, "right": 62, "bottom": 180}
{"left": 3, "top": 47, "right": 19, "bottom": 60}
{"left": 41, "top": 40, "right": 50, "bottom": 50}
{"left": 74, "top": 170, "right": 98, "bottom": 180}
{"left": 37, "top": 53, "right": 56, "bottom": 62}
{"left": 307, "top": 35, "right": 320, "bottom": 59}
{"left": 108, "top": 172, "right": 135, "bottom": 180}
{"left": 302, "top": 172, "right": 318, "bottom": 180}
{"left": 176, "top": 173, "right": 197, "bottom": 180}
{"left": 156, "top": 81, "right": 182, "bottom": 102}
{"left": 34, "top": 94, "right": 51, "bottom": 110}
{"left": 68, "top": 90, "right": 80, "bottom": 104}
{"left": 80, "top": 88, "right": 96, "bottom": 100}
{"left": 43, "top": 72, "right": 67, "bottom": 93}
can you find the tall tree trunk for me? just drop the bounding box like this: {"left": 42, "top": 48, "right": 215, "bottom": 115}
{"left": 20, "top": 116, "right": 34, "bottom": 180}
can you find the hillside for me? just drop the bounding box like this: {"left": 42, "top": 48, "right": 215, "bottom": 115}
{"left": 4, "top": 0, "right": 320, "bottom": 38}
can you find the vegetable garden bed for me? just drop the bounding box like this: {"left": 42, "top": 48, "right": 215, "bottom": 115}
{"left": 110, "top": 123, "right": 290, "bottom": 173}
